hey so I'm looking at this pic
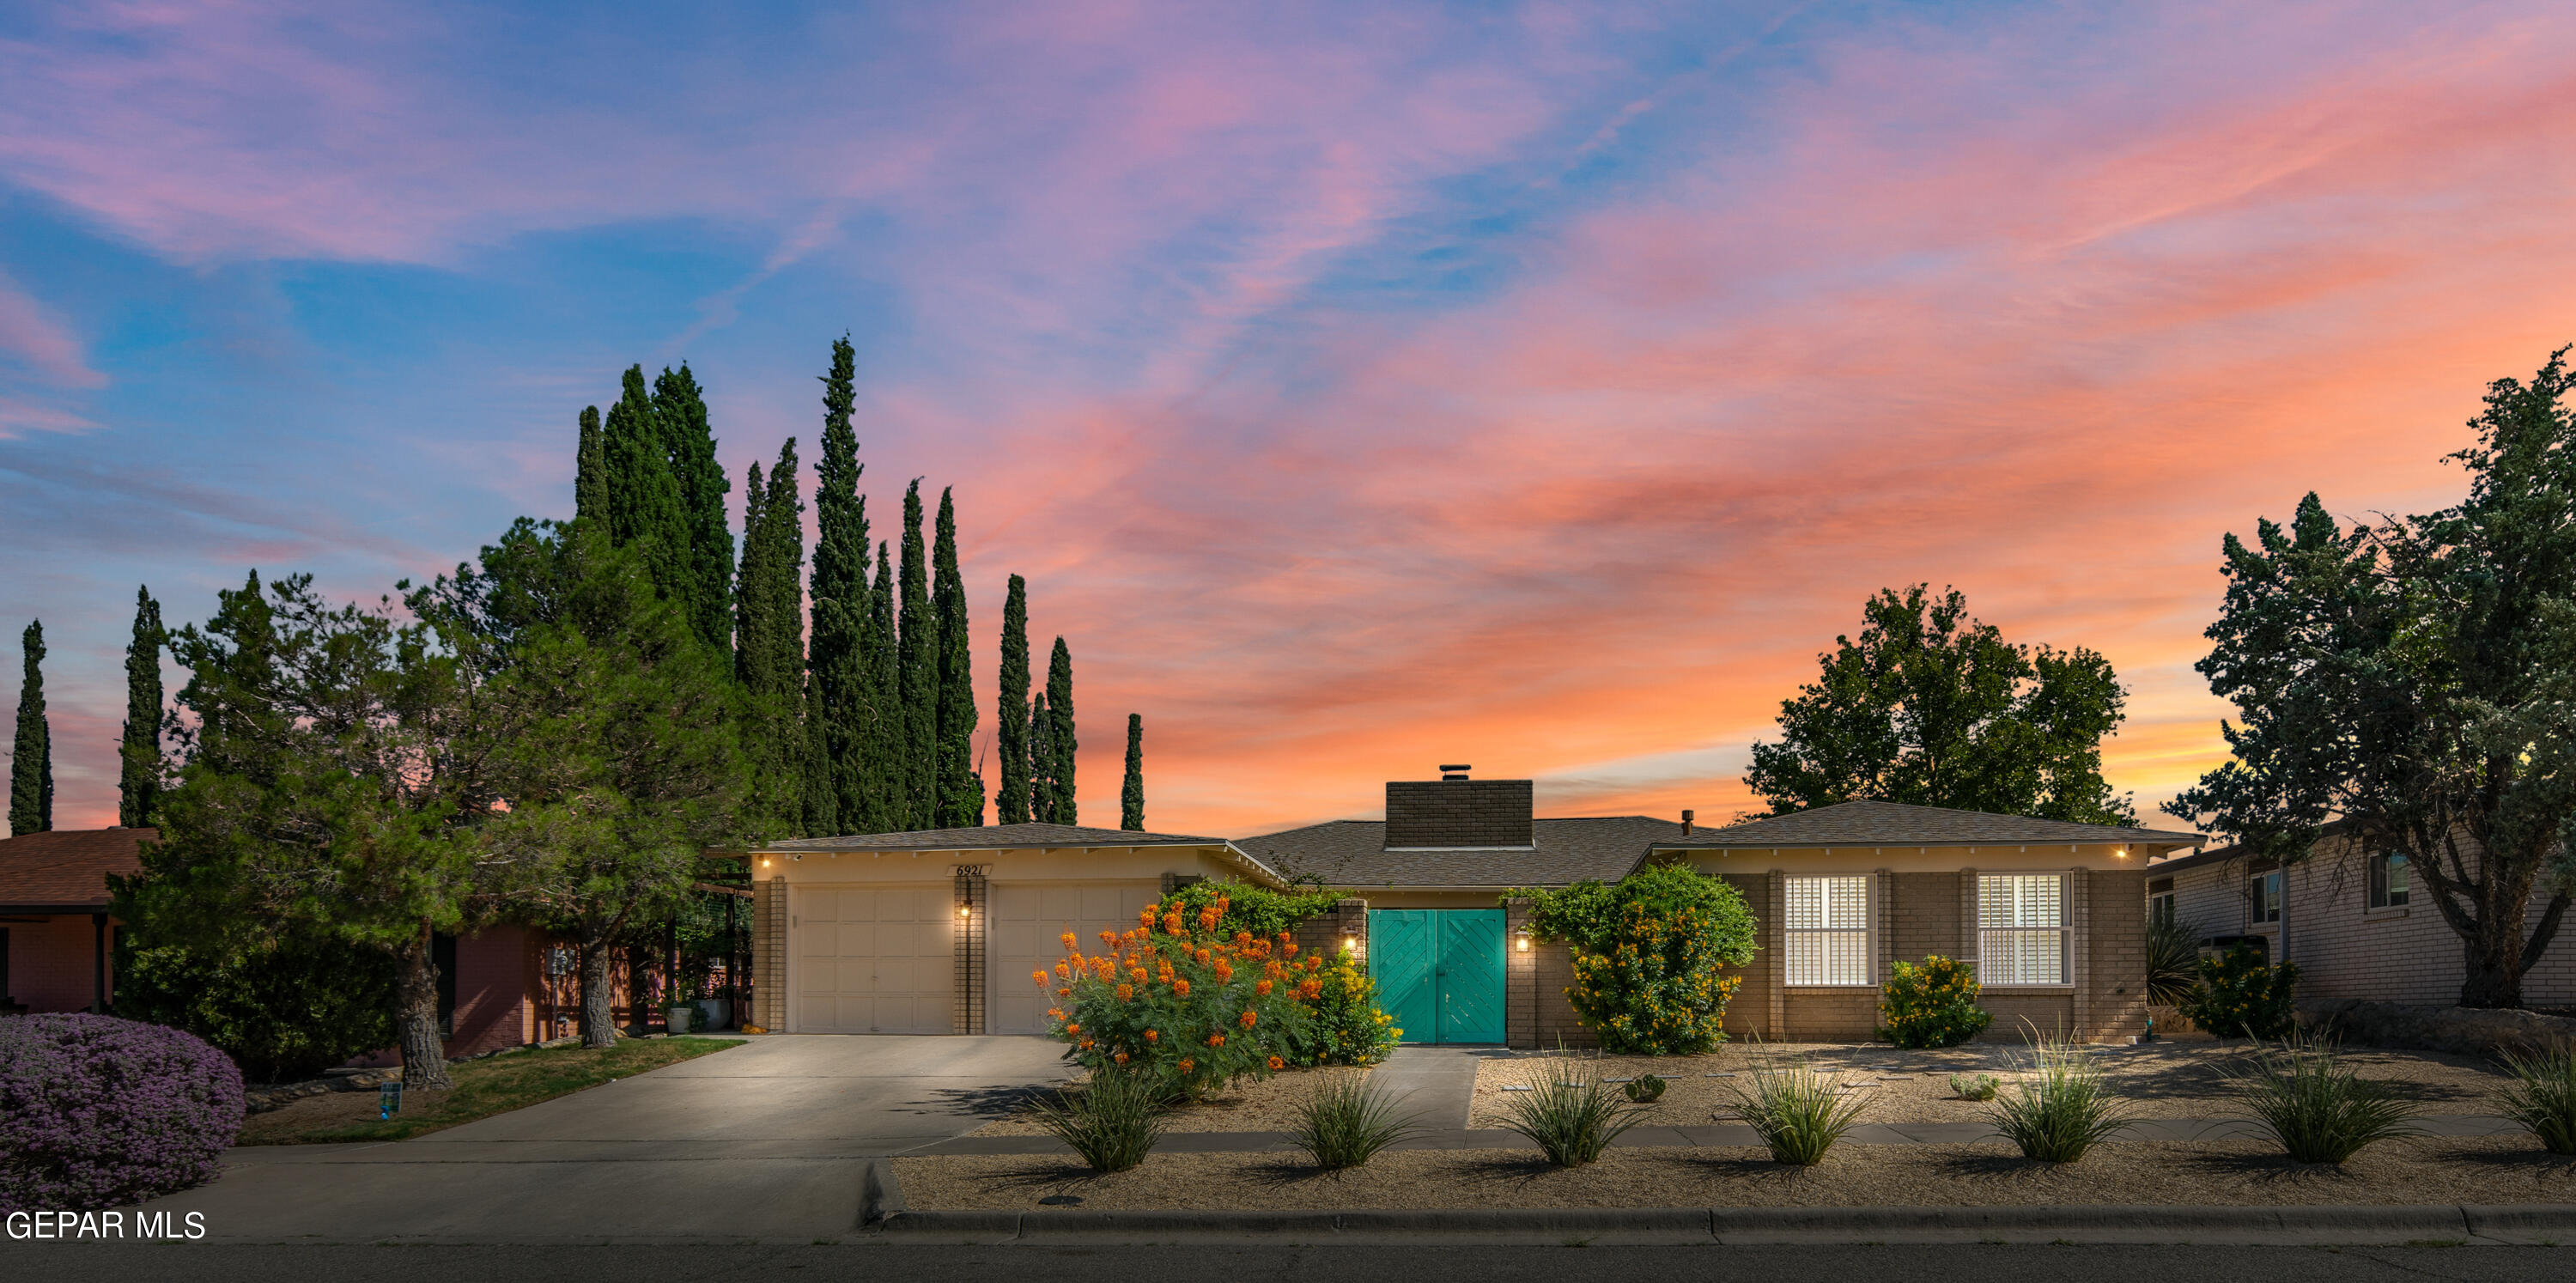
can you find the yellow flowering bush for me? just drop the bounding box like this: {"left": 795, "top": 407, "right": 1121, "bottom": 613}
{"left": 1288, "top": 952, "right": 1400, "bottom": 1067}
{"left": 1510, "top": 863, "right": 1757, "bottom": 1055}
{"left": 1877, "top": 954, "right": 1991, "bottom": 1048}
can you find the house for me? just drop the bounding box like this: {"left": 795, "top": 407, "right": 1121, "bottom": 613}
{"left": 2144, "top": 823, "right": 2576, "bottom": 1007}
{"left": 732, "top": 774, "right": 2205, "bottom": 1045}
{"left": 0, "top": 826, "right": 146, "bottom": 1014}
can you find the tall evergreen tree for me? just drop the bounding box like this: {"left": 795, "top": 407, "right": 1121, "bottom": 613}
{"left": 1121, "top": 714, "right": 1144, "bottom": 831}
{"left": 1046, "top": 637, "right": 1077, "bottom": 826}
{"left": 603, "top": 365, "right": 690, "bottom": 606}
{"left": 9, "top": 620, "right": 50, "bottom": 836}
{"left": 864, "top": 540, "right": 901, "bottom": 830}
{"left": 996, "top": 575, "right": 1033, "bottom": 824}
{"left": 806, "top": 339, "right": 869, "bottom": 836}
{"left": 1028, "top": 690, "right": 1055, "bottom": 824}
{"left": 897, "top": 481, "right": 935, "bottom": 828}
{"left": 735, "top": 440, "right": 806, "bottom": 834}
{"left": 653, "top": 364, "right": 734, "bottom": 651}
{"left": 122, "top": 587, "right": 165, "bottom": 828}
{"left": 930, "top": 488, "right": 981, "bottom": 826}
{"left": 574, "top": 405, "right": 607, "bottom": 522}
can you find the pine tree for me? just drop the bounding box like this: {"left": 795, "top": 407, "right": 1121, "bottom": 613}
{"left": 654, "top": 364, "right": 734, "bottom": 651}
{"left": 121, "top": 587, "right": 165, "bottom": 828}
{"left": 735, "top": 440, "right": 806, "bottom": 834}
{"left": 865, "top": 539, "right": 901, "bottom": 830}
{"left": 806, "top": 340, "right": 870, "bottom": 836}
{"left": 930, "top": 488, "right": 981, "bottom": 826}
{"left": 1028, "top": 690, "right": 1055, "bottom": 824}
{"left": 1121, "top": 714, "right": 1144, "bottom": 831}
{"left": 995, "top": 575, "right": 1032, "bottom": 824}
{"left": 603, "top": 365, "right": 690, "bottom": 606}
{"left": 574, "top": 405, "right": 607, "bottom": 522}
{"left": 897, "top": 481, "right": 935, "bottom": 829}
{"left": 1046, "top": 637, "right": 1077, "bottom": 826}
{"left": 9, "top": 620, "right": 50, "bottom": 836}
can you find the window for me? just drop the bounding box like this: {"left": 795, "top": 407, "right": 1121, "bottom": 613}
{"left": 2250, "top": 871, "right": 2281, "bottom": 925}
{"left": 2367, "top": 851, "right": 2410, "bottom": 909}
{"left": 2148, "top": 877, "right": 2176, "bottom": 929}
{"left": 1784, "top": 875, "right": 1870, "bottom": 986}
{"left": 1978, "top": 874, "right": 2067, "bottom": 986}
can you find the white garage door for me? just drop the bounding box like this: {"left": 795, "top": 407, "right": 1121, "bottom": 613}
{"left": 791, "top": 884, "right": 956, "bottom": 1034}
{"left": 989, "top": 882, "right": 1163, "bottom": 1035}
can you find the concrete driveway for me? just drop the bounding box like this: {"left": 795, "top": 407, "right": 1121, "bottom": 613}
{"left": 139, "top": 1035, "right": 1074, "bottom": 1243}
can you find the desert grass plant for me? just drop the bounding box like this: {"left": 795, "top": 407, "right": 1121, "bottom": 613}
{"left": 1722, "top": 1049, "right": 1867, "bottom": 1166}
{"left": 1286, "top": 1071, "right": 1424, "bottom": 1170}
{"left": 2495, "top": 1039, "right": 2576, "bottom": 1155}
{"left": 1949, "top": 1073, "right": 2000, "bottom": 1102}
{"left": 1030, "top": 1065, "right": 1167, "bottom": 1172}
{"left": 2221, "top": 1035, "right": 2421, "bottom": 1164}
{"left": 1984, "top": 1031, "right": 2133, "bottom": 1162}
{"left": 1498, "top": 1055, "right": 1648, "bottom": 1166}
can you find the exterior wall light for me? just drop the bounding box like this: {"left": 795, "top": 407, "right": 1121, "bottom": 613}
{"left": 1514, "top": 926, "right": 1532, "bottom": 952}
{"left": 957, "top": 903, "right": 973, "bottom": 919}
{"left": 1340, "top": 928, "right": 1356, "bottom": 952}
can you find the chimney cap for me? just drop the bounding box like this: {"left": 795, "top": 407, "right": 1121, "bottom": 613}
{"left": 1439, "top": 763, "right": 1471, "bottom": 780}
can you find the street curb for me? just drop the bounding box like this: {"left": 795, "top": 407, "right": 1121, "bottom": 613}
{"left": 874, "top": 1203, "right": 2576, "bottom": 1245}
{"left": 860, "top": 1156, "right": 909, "bottom": 1227}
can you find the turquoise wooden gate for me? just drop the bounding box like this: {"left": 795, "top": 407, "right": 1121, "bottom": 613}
{"left": 1367, "top": 909, "right": 1505, "bottom": 1044}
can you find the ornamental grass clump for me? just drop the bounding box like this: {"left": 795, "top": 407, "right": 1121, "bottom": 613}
{"left": 1498, "top": 1055, "right": 1648, "bottom": 1166}
{"left": 1878, "top": 955, "right": 1992, "bottom": 1049}
{"left": 0, "top": 1013, "right": 246, "bottom": 1213}
{"left": 2221, "top": 1035, "right": 2420, "bottom": 1164}
{"left": 1722, "top": 1050, "right": 1866, "bottom": 1166}
{"left": 1030, "top": 1065, "right": 1167, "bottom": 1173}
{"left": 2494, "top": 1039, "right": 2576, "bottom": 1155}
{"left": 1984, "top": 1032, "right": 2132, "bottom": 1162}
{"left": 1287, "top": 1071, "right": 1422, "bottom": 1170}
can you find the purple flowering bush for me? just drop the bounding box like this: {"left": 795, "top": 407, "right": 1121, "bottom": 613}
{"left": 0, "top": 1013, "right": 245, "bottom": 1212}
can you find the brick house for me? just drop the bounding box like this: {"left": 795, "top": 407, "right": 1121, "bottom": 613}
{"left": 0, "top": 826, "right": 144, "bottom": 1014}
{"left": 2144, "top": 823, "right": 2576, "bottom": 1007}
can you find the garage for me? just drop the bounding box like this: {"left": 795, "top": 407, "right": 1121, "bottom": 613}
{"left": 988, "top": 881, "right": 1163, "bottom": 1035}
{"left": 789, "top": 884, "right": 956, "bottom": 1034}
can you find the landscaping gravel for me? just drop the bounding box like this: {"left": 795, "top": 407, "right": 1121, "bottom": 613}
{"left": 971, "top": 1064, "right": 1389, "bottom": 1135}
{"left": 894, "top": 1135, "right": 2576, "bottom": 1212}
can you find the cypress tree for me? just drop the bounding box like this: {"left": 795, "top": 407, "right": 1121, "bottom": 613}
{"left": 897, "top": 481, "right": 935, "bottom": 829}
{"left": 1046, "top": 637, "right": 1077, "bottom": 826}
{"left": 995, "top": 575, "right": 1032, "bottom": 824}
{"left": 603, "top": 365, "right": 690, "bottom": 605}
{"left": 864, "top": 540, "right": 901, "bottom": 830}
{"left": 9, "top": 620, "right": 51, "bottom": 836}
{"left": 1028, "top": 690, "right": 1055, "bottom": 824}
{"left": 121, "top": 587, "right": 165, "bottom": 828}
{"left": 654, "top": 363, "right": 734, "bottom": 651}
{"left": 930, "top": 488, "right": 980, "bottom": 826}
{"left": 806, "top": 340, "right": 869, "bottom": 837}
{"left": 736, "top": 440, "right": 807, "bottom": 834}
{"left": 1121, "top": 714, "right": 1144, "bottom": 831}
{"left": 574, "top": 405, "right": 608, "bottom": 522}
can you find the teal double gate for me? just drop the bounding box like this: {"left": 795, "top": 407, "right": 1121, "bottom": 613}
{"left": 1366, "top": 909, "right": 1505, "bottom": 1044}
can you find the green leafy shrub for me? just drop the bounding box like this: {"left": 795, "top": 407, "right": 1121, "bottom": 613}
{"left": 1506, "top": 863, "right": 1757, "bottom": 1055}
{"left": 1722, "top": 1050, "right": 1866, "bottom": 1165}
{"left": 1950, "top": 1073, "right": 1999, "bottom": 1101}
{"left": 2222, "top": 1036, "right": 2420, "bottom": 1163}
{"left": 113, "top": 929, "right": 398, "bottom": 1083}
{"left": 2178, "top": 945, "right": 2300, "bottom": 1040}
{"left": 1290, "top": 952, "right": 1400, "bottom": 1067}
{"left": 2144, "top": 916, "right": 2201, "bottom": 1006}
{"left": 1878, "top": 955, "right": 1992, "bottom": 1049}
{"left": 2497, "top": 1040, "right": 2576, "bottom": 1155}
{"left": 1153, "top": 879, "right": 1340, "bottom": 938}
{"left": 1498, "top": 1056, "right": 1648, "bottom": 1166}
{"left": 1625, "top": 1073, "right": 1668, "bottom": 1104}
{"left": 1287, "top": 1071, "right": 1421, "bottom": 1170}
{"left": 1030, "top": 1065, "right": 1167, "bottom": 1172}
{"left": 1984, "top": 1032, "right": 2132, "bottom": 1162}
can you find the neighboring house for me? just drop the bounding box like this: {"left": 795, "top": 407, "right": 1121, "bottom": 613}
{"left": 0, "top": 826, "right": 148, "bottom": 1013}
{"left": 2144, "top": 823, "right": 2576, "bottom": 1007}
{"left": 732, "top": 775, "right": 2205, "bottom": 1045}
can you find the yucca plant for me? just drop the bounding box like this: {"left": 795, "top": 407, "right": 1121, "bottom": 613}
{"left": 2221, "top": 1034, "right": 2420, "bottom": 1164}
{"left": 1984, "top": 1032, "right": 2132, "bottom": 1162}
{"left": 1030, "top": 1064, "right": 1167, "bottom": 1172}
{"left": 1286, "top": 1071, "right": 1423, "bottom": 1170}
{"left": 1498, "top": 1056, "right": 1648, "bottom": 1166}
{"left": 2144, "top": 915, "right": 2201, "bottom": 1006}
{"left": 1722, "top": 1050, "right": 1867, "bottom": 1165}
{"left": 2496, "top": 1039, "right": 2576, "bottom": 1155}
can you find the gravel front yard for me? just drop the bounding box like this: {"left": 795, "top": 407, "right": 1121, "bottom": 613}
{"left": 972, "top": 1063, "right": 1386, "bottom": 1134}
{"left": 896, "top": 1136, "right": 2576, "bottom": 1212}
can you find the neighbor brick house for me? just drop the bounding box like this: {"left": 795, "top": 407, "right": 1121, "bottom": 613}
{"left": 0, "top": 826, "right": 146, "bottom": 1013}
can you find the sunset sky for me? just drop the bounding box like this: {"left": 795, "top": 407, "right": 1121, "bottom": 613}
{"left": 2, "top": 1, "right": 2570, "bottom": 836}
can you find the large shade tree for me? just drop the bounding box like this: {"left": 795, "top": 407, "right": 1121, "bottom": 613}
{"left": 1746, "top": 585, "right": 2133, "bottom": 824}
{"left": 2167, "top": 350, "right": 2576, "bottom": 1008}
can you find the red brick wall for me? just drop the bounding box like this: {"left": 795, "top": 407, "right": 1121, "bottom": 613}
{"left": 3, "top": 915, "right": 112, "bottom": 1012}
{"left": 445, "top": 926, "right": 538, "bottom": 1057}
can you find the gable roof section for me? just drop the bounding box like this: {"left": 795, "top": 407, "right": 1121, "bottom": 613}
{"left": 1659, "top": 800, "right": 2204, "bottom": 851}
{"left": 0, "top": 827, "right": 155, "bottom": 910}
{"left": 1237, "top": 816, "right": 1688, "bottom": 888}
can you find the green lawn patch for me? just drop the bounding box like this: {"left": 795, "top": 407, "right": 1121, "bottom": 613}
{"left": 239, "top": 1037, "right": 744, "bottom": 1145}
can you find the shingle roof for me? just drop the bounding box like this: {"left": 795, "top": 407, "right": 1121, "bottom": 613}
{"left": 1658, "top": 800, "right": 2204, "bottom": 850}
{"left": 754, "top": 822, "right": 1232, "bottom": 852}
{"left": 2147, "top": 818, "right": 2362, "bottom": 875}
{"left": 1236, "top": 816, "right": 1688, "bottom": 888}
{"left": 0, "top": 827, "right": 154, "bottom": 910}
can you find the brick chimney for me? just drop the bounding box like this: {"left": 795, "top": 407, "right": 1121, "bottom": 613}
{"left": 1384, "top": 769, "right": 1534, "bottom": 849}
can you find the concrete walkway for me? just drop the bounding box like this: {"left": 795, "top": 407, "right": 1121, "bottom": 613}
{"left": 1363, "top": 1044, "right": 1487, "bottom": 1130}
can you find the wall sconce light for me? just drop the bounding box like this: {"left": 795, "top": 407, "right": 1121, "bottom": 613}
{"left": 1514, "top": 926, "right": 1532, "bottom": 952}
{"left": 2114, "top": 847, "right": 2128, "bottom": 858}
{"left": 759, "top": 857, "right": 771, "bottom": 867}
{"left": 1340, "top": 928, "right": 1356, "bottom": 952}
{"left": 957, "top": 903, "right": 974, "bottom": 919}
